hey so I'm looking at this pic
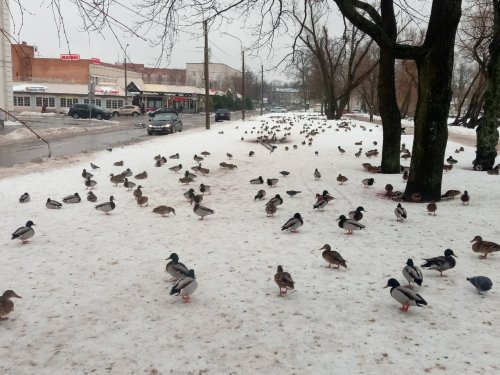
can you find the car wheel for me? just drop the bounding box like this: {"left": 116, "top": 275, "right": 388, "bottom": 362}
{"left": 147, "top": 131, "right": 153, "bottom": 135}
{"left": 132, "top": 112, "right": 139, "bottom": 117}
{"left": 113, "top": 112, "right": 119, "bottom": 117}
{"left": 96, "top": 114, "right": 103, "bottom": 120}
{"left": 179, "top": 125, "right": 183, "bottom": 132}
{"left": 72, "top": 113, "right": 79, "bottom": 119}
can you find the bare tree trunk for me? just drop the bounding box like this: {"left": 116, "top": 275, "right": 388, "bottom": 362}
{"left": 404, "top": 1, "right": 461, "bottom": 201}
{"left": 474, "top": 0, "right": 500, "bottom": 170}
{"left": 378, "top": 0, "right": 401, "bottom": 174}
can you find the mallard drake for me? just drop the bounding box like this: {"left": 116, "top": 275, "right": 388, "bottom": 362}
{"left": 362, "top": 178, "right": 375, "bottom": 188}
{"left": 384, "top": 278, "right": 427, "bottom": 312}
{"left": 338, "top": 146, "right": 345, "bottom": 154}
{"left": 87, "top": 191, "right": 97, "bottom": 202}
{"left": 355, "top": 149, "right": 362, "bottom": 157}
{"left": 82, "top": 168, "right": 93, "bottom": 179}
{"left": 391, "top": 191, "right": 404, "bottom": 201}
{"left": 184, "top": 170, "right": 197, "bottom": 179}
{"left": 286, "top": 190, "right": 301, "bottom": 198}
{"left": 95, "top": 196, "right": 115, "bottom": 214}
{"left": 467, "top": 276, "right": 493, "bottom": 295}
{"left": 90, "top": 162, "right": 100, "bottom": 169}
{"left": 135, "top": 171, "right": 148, "bottom": 179}
{"left": 168, "top": 164, "right": 182, "bottom": 173}
{"left": 183, "top": 188, "right": 195, "bottom": 202}
{"left": 321, "top": 190, "right": 335, "bottom": 202}
{"left": 249, "top": 151, "right": 255, "bottom": 157}
{"left": 427, "top": 201, "right": 437, "bottom": 215}
{"left": 0, "top": 290, "right": 22, "bottom": 320}
{"left": 113, "top": 160, "right": 124, "bottom": 166}
{"left": 169, "top": 153, "right": 180, "bottom": 159}
{"left": 447, "top": 156, "right": 458, "bottom": 165}
{"left": 46, "top": 198, "right": 62, "bottom": 209}
{"left": 199, "top": 183, "right": 211, "bottom": 195}
{"left": 349, "top": 206, "right": 366, "bottom": 221}
{"left": 313, "top": 195, "right": 328, "bottom": 210}
{"left": 250, "top": 176, "right": 264, "bottom": 184}
{"left": 109, "top": 173, "right": 124, "bottom": 186}
{"left": 461, "top": 191, "right": 470, "bottom": 205}
{"left": 314, "top": 168, "right": 321, "bottom": 180}
{"left": 266, "top": 201, "right": 277, "bottom": 217}
{"left": 441, "top": 190, "right": 461, "bottom": 199}
{"left": 193, "top": 203, "right": 214, "bottom": 220}
{"left": 279, "top": 171, "right": 290, "bottom": 177}
{"left": 402, "top": 259, "right": 423, "bottom": 286}
{"left": 136, "top": 195, "right": 149, "bottom": 207}
{"left": 133, "top": 185, "right": 143, "bottom": 199}
{"left": 421, "top": 249, "right": 457, "bottom": 276}
{"left": 153, "top": 206, "right": 176, "bottom": 217}
{"left": 11, "top": 220, "right": 35, "bottom": 243}
{"left": 19, "top": 192, "right": 30, "bottom": 203}
{"left": 254, "top": 189, "right": 266, "bottom": 201}
{"left": 470, "top": 236, "right": 500, "bottom": 258}
{"left": 337, "top": 174, "right": 348, "bottom": 184}
{"left": 121, "top": 168, "right": 133, "bottom": 177}
{"left": 170, "top": 269, "right": 198, "bottom": 303}
{"left": 394, "top": 203, "right": 407, "bottom": 222}
{"left": 165, "top": 253, "right": 190, "bottom": 280}
{"left": 62, "top": 193, "right": 81, "bottom": 203}
{"left": 200, "top": 151, "right": 210, "bottom": 157}
{"left": 85, "top": 177, "right": 97, "bottom": 189}
{"left": 266, "top": 194, "right": 283, "bottom": 207}
{"left": 266, "top": 178, "right": 279, "bottom": 188}
{"left": 123, "top": 178, "right": 136, "bottom": 190}
{"left": 319, "top": 244, "right": 347, "bottom": 268}
{"left": 281, "top": 213, "right": 303, "bottom": 232}
{"left": 337, "top": 215, "right": 365, "bottom": 235}
{"left": 193, "top": 154, "right": 204, "bottom": 162}
{"left": 274, "top": 265, "right": 295, "bottom": 296}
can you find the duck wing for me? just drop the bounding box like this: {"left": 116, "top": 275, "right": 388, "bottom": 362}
{"left": 170, "top": 276, "right": 196, "bottom": 295}
{"left": 281, "top": 217, "right": 297, "bottom": 231}
{"left": 12, "top": 226, "right": 29, "bottom": 239}
{"left": 421, "top": 256, "right": 446, "bottom": 268}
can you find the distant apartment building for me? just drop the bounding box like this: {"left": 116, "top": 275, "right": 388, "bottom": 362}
{"left": 186, "top": 63, "right": 241, "bottom": 92}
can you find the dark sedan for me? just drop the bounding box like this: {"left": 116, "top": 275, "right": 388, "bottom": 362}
{"left": 147, "top": 113, "right": 183, "bottom": 135}
{"left": 215, "top": 109, "right": 231, "bottom": 122}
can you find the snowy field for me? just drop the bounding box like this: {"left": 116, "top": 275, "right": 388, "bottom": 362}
{"left": 1, "top": 114, "right": 499, "bottom": 374}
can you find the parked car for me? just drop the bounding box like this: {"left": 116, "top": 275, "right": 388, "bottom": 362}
{"left": 68, "top": 104, "right": 113, "bottom": 120}
{"left": 112, "top": 105, "right": 141, "bottom": 117}
{"left": 148, "top": 107, "right": 178, "bottom": 117}
{"left": 147, "top": 113, "right": 183, "bottom": 135}
{"left": 270, "top": 106, "right": 287, "bottom": 113}
{"left": 215, "top": 109, "right": 231, "bottom": 122}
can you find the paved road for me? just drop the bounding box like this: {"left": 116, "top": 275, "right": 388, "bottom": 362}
{"left": 0, "top": 111, "right": 253, "bottom": 168}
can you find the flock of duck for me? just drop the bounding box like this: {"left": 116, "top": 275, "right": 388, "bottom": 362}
{"left": 2, "top": 114, "right": 499, "bottom": 321}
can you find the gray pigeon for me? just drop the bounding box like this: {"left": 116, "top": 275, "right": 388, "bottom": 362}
{"left": 467, "top": 276, "right": 492, "bottom": 295}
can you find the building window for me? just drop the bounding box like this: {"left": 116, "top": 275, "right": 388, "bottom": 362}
{"left": 47, "top": 98, "right": 55, "bottom": 107}
{"left": 84, "top": 99, "right": 101, "bottom": 106}
{"left": 14, "top": 96, "right": 30, "bottom": 106}
{"left": 105, "top": 99, "right": 123, "bottom": 109}
{"left": 36, "top": 97, "right": 42, "bottom": 107}
{"left": 61, "top": 98, "right": 78, "bottom": 107}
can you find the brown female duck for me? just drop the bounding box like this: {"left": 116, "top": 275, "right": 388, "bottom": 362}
{"left": 471, "top": 236, "right": 500, "bottom": 259}
{"left": 0, "top": 290, "right": 22, "bottom": 321}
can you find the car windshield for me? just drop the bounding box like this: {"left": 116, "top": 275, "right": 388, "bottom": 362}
{"left": 154, "top": 113, "right": 176, "bottom": 121}
{"left": 91, "top": 105, "right": 105, "bottom": 111}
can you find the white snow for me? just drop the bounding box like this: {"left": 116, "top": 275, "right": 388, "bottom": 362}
{"left": 1, "top": 114, "right": 499, "bottom": 374}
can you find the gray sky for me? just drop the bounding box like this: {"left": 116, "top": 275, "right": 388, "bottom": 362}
{"left": 9, "top": 1, "right": 334, "bottom": 81}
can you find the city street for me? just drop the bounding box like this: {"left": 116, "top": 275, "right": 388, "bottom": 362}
{"left": 0, "top": 110, "right": 254, "bottom": 168}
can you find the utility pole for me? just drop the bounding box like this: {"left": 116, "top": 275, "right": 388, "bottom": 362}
{"left": 204, "top": 20, "right": 210, "bottom": 130}
{"left": 260, "top": 64, "right": 264, "bottom": 116}
{"left": 124, "top": 44, "right": 129, "bottom": 104}
{"left": 241, "top": 50, "right": 245, "bottom": 120}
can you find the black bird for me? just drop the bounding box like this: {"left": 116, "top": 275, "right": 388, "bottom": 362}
{"left": 467, "top": 276, "right": 493, "bottom": 295}
{"left": 362, "top": 178, "right": 375, "bottom": 188}
{"left": 286, "top": 190, "right": 301, "bottom": 198}
{"left": 254, "top": 189, "right": 266, "bottom": 201}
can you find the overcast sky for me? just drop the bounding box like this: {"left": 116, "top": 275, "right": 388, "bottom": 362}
{"left": 8, "top": 1, "right": 342, "bottom": 82}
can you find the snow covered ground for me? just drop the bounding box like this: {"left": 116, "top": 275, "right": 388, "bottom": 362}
{"left": 1, "top": 114, "right": 499, "bottom": 374}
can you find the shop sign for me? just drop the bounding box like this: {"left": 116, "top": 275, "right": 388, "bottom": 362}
{"left": 60, "top": 54, "right": 80, "bottom": 61}
{"left": 90, "top": 57, "right": 101, "bottom": 65}
{"left": 25, "top": 85, "right": 48, "bottom": 92}
{"left": 95, "top": 87, "right": 119, "bottom": 95}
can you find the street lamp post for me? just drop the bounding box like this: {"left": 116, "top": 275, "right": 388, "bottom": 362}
{"left": 124, "top": 44, "right": 129, "bottom": 104}
{"left": 222, "top": 32, "right": 245, "bottom": 120}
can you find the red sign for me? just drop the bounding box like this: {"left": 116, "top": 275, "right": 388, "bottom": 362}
{"left": 90, "top": 57, "right": 101, "bottom": 65}
{"left": 60, "top": 54, "right": 80, "bottom": 61}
